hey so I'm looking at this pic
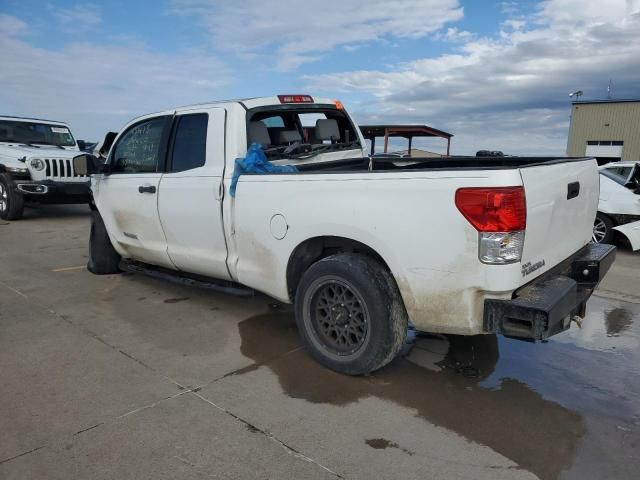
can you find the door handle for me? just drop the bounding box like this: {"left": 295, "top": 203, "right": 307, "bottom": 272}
{"left": 138, "top": 184, "right": 156, "bottom": 194}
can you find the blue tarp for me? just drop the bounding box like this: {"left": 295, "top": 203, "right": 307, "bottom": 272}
{"left": 230, "top": 143, "right": 298, "bottom": 197}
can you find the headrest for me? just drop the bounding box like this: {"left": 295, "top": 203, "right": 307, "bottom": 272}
{"left": 277, "top": 130, "right": 302, "bottom": 144}
{"left": 248, "top": 121, "right": 271, "bottom": 147}
{"left": 315, "top": 119, "right": 340, "bottom": 141}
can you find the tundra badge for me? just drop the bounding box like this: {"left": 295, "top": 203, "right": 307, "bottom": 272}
{"left": 521, "top": 259, "right": 546, "bottom": 277}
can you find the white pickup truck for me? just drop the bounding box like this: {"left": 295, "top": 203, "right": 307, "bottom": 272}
{"left": 74, "top": 95, "right": 615, "bottom": 375}
{"left": 0, "top": 116, "right": 90, "bottom": 220}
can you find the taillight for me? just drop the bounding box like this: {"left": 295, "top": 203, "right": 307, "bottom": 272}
{"left": 455, "top": 187, "right": 526, "bottom": 264}
{"left": 455, "top": 187, "right": 526, "bottom": 232}
{"left": 278, "top": 94, "right": 314, "bottom": 103}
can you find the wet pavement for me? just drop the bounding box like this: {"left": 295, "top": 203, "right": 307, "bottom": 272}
{"left": 1, "top": 205, "right": 639, "bottom": 479}
{"left": 206, "top": 296, "right": 640, "bottom": 480}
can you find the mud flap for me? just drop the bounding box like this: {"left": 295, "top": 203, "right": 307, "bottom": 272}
{"left": 613, "top": 220, "right": 640, "bottom": 251}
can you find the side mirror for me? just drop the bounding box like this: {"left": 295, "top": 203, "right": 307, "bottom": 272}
{"left": 77, "top": 140, "right": 87, "bottom": 150}
{"left": 73, "top": 154, "right": 101, "bottom": 176}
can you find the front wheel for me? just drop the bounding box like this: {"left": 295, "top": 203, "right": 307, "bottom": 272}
{"left": 0, "top": 174, "right": 24, "bottom": 221}
{"left": 295, "top": 253, "right": 408, "bottom": 375}
{"left": 592, "top": 213, "right": 614, "bottom": 244}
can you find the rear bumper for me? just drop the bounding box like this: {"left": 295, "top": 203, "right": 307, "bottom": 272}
{"left": 14, "top": 179, "right": 90, "bottom": 204}
{"left": 483, "top": 243, "right": 616, "bottom": 340}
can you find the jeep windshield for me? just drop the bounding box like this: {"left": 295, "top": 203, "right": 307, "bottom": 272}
{"left": 0, "top": 120, "right": 76, "bottom": 147}
{"left": 246, "top": 106, "right": 361, "bottom": 161}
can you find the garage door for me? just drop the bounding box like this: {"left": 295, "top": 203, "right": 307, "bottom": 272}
{"left": 585, "top": 142, "right": 623, "bottom": 158}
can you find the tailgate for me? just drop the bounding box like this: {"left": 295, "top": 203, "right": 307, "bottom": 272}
{"left": 518, "top": 158, "right": 599, "bottom": 284}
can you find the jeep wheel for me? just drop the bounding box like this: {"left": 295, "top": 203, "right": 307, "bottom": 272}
{"left": 0, "top": 173, "right": 25, "bottom": 221}
{"left": 88, "top": 210, "right": 122, "bottom": 274}
{"left": 295, "top": 253, "right": 408, "bottom": 375}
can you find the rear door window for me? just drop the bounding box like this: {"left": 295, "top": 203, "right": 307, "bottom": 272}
{"left": 170, "top": 114, "right": 208, "bottom": 172}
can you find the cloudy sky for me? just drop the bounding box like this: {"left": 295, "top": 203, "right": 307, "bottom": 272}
{"left": 1, "top": 0, "right": 639, "bottom": 155}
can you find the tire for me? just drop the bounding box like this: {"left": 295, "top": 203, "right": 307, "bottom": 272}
{"left": 88, "top": 210, "right": 122, "bottom": 274}
{"left": 295, "top": 253, "right": 408, "bottom": 375}
{"left": 592, "top": 213, "right": 614, "bottom": 244}
{"left": 0, "top": 173, "right": 25, "bottom": 220}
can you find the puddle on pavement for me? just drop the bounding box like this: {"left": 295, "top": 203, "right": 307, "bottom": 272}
{"left": 235, "top": 295, "right": 640, "bottom": 480}
{"left": 605, "top": 307, "right": 633, "bottom": 336}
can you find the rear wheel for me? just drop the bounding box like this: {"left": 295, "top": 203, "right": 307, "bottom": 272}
{"left": 592, "top": 213, "right": 614, "bottom": 244}
{"left": 295, "top": 253, "right": 408, "bottom": 375}
{"left": 0, "top": 174, "right": 25, "bottom": 221}
{"left": 88, "top": 210, "right": 122, "bottom": 274}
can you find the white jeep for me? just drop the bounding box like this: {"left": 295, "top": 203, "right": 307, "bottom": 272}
{"left": 0, "top": 115, "right": 90, "bottom": 220}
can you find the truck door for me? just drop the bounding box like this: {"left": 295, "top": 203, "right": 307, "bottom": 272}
{"left": 157, "top": 107, "right": 231, "bottom": 280}
{"left": 95, "top": 115, "right": 175, "bottom": 269}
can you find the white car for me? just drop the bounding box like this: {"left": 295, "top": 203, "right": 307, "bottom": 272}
{"left": 0, "top": 116, "right": 90, "bottom": 220}
{"left": 73, "top": 94, "right": 614, "bottom": 375}
{"left": 593, "top": 161, "right": 640, "bottom": 250}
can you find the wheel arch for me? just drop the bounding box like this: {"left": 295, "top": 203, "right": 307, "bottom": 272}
{"left": 286, "top": 235, "right": 394, "bottom": 302}
{"left": 596, "top": 211, "right": 617, "bottom": 226}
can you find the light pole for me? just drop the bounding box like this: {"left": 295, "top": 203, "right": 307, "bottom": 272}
{"left": 567, "top": 91, "right": 583, "bottom": 155}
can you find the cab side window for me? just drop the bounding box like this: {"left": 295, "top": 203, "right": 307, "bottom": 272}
{"left": 111, "top": 117, "right": 167, "bottom": 174}
{"left": 170, "top": 114, "right": 208, "bottom": 172}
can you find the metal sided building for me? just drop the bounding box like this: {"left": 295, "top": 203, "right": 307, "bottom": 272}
{"left": 567, "top": 99, "right": 640, "bottom": 164}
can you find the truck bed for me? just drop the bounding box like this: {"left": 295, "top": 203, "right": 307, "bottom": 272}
{"left": 296, "top": 155, "right": 592, "bottom": 173}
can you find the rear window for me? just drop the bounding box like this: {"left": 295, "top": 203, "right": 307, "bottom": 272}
{"left": 246, "top": 106, "right": 359, "bottom": 156}
{"left": 260, "top": 116, "right": 284, "bottom": 128}
{"left": 298, "top": 113, "right": 327, "bottom": 127}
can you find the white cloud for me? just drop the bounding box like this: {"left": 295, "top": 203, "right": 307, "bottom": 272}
{"left": 0, "top": 13, "right": 29, "bottom": 36}
{"left": 303, "top": 0, "right": 640, "bottom": 155}
{"left": 51, "top": 3, "right": 102, "bottom": 32}
{"left": 499, "top": 1, "right": 520, "bottom": 15}
{"left": 435, "top": 27, "right": 475, "bottom": 42}
{"left": 0, "top": 15, "right": 231, "bottom": 141}
{"left": 170, "top": 0, "right": 464, "bottom": 70}
{"left": 537, "top": 0, "right": 639, "bottom": 25}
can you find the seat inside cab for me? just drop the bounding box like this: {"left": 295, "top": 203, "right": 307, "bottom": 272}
{"left": 247, "top": 108, "right": 357, "bottom": 149}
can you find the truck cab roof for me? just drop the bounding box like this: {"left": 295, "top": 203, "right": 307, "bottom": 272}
{"left": 128, "top": 95, "right": 339, "bottom": 123}
{"left": 178, "top": 95, "right": 336, "bottom": 111}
